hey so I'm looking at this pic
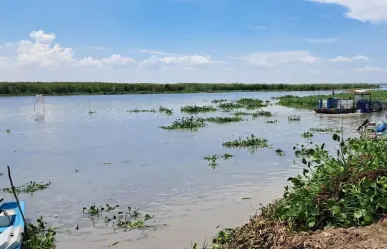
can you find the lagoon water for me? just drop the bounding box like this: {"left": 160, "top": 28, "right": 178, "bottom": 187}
{"left": 0, "top": 91, "right": 383, "bottom": 249}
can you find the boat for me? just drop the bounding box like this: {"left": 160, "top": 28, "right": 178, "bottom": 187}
{"left": 0, "top": 201, "right": 25, "bottom": 249}
{"left": 314, "top": 89, "right": 383, "bottom": 114}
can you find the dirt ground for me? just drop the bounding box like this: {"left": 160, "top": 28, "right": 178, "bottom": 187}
{"left": 220, "top": 217, "right": 387, "bottom": 249}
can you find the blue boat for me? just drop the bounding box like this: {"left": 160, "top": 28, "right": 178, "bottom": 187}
{"left": 0, "top": 201, "right": 25, "bottom": 249}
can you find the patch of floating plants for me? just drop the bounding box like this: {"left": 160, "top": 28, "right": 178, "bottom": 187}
{"left": 211, "top": 99, "right": 229, "bottom": 103}
{"left": 24, "top": 217, "right": 56, "bottom": 249}
{"left": 301, "top": 131, "right": 313, "bottom": 139}
{"left": 5, "top": 129, "right": 11, "bottom": 133}
{"left": 288, "top": 115, "right": 301, "bottom": 121}
{"left": 309, "top": 127, "right": 341, "bottom": 133}
{"left": 160, "top": 116, "right": 206, "bottom": 131}
{"left": 293, "top": 142, "right": 315, "bottom": 158}
{"left": 83, "top": 204, "right": 154, "bottom": 231}
{"left": 253, "top": 110, "right": 273, "bottom": 117}
{"left": 264, "top": 120, "right": 278, "bottom": 124}
{"left": 127, "top": 108, "right": 157, "bottom": 113}
{"left": 223, "top": 134, "right": 270, "bottom": 153}
{"left": 203, "top": 153, "right": 234, "bottom": 168}
{"left": 218, "top": 102, "right": 245, "bottom": 111}
{"left": 180, "top": 105, "right": 217, "bottom": 114}
{"left": 275, "top": 149, "right": 285, "bottom": 156}
{"left": 158, "top": 106, "right": 173, "bottom": 115}
{"left": 3, "top": 181, "right": 51, "bottom": 195}
{"left": 204, "top": 116, "right": 243, "bottom": 124}
{"left": 235, "top": 98, "right": 267, "bottom": 109}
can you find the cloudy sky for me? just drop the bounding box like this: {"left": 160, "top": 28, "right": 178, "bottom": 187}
{"left": 0, "top": 0, "right": 386, "bottom": 83}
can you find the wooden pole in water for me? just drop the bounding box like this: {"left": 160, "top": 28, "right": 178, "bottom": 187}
{"left": 6, "top": 166, "right": 29, "bottom": 238}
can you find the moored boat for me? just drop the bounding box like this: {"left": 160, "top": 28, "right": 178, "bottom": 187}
{"left": 0, "top": 201, "right": 25, "bottom": 249}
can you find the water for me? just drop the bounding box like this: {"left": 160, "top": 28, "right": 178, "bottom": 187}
{"left": 0, "top": 91, "right": 383, "bottom": 249}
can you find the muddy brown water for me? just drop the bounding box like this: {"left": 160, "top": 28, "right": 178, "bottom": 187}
{"left": 0, "top": 91, "right": 383, "bottom": 249}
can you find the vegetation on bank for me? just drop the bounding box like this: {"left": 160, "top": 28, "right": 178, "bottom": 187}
{"left": 0, "top": 82, "right": 379, "bottom": 96}
{"left": 202, "top": 135, "right": 387, "bottom": 249}
{"left": 275, "top": 90, "right": 387, "bottom": 109}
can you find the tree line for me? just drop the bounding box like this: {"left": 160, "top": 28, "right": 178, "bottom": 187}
{"left": 0, "top": 82, "right": 379, "bottom": 96}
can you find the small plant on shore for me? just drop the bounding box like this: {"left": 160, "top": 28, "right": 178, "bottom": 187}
{"left": 3, "top": 181, "right": 51, "bottom": 195}
{"left": 181, "top": 105, "right": 217, "bottom": 114}
{"left": 301, "top": 131, "right": 313, "bottom": 138}
{"left": 23, "top": 217, "right": 56, "bottom": 249}
{"left": 309, "top": 127, "right": 341, "bottom": 133}
{"left": 204, "top": 116, "right": 243, "bottom": 124}
{"left": 159, "top": 106, "right": 173, "bottom": 115}
{"left": 275, "top": 149, "right": 285, "bottom": 156}
{"left": 161, "top": 116, "right": 206, "bottom": 130}
{"left": 288, "top": 115, "right": 301, "bottom": 121}
{"left": 127, "top": 108, "right": 157, "bottom": 113}
{"left": 5, "top": 129, "right": 11, "bottom": 133}
{"left": 223, "top": 135, "right": 269, "bottom": 151}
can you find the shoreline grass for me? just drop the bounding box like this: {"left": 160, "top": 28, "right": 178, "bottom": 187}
{"left": 0, "top": 82, "right": 379, "bottom": 96}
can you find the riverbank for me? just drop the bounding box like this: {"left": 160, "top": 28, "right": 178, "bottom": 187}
{"left": 0, "top": 82, "right": 379, "bottom": 96}
{"left": 207, "top": 136, "right": 387, "bottom": 249}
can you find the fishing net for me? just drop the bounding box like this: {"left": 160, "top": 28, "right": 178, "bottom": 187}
{"left": 34, "top": 94, "right": 45, "bottom": 120}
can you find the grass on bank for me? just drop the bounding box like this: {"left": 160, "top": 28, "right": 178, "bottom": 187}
{"left": 0, "top": 82, "right": 378, "bottom": 96}
{"left": 203, "top": 135, "right": 387, "bottom": 249}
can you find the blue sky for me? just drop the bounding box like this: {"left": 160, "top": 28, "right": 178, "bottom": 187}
{"left": 0, "top": 0, "right": 386, "bottom": 83}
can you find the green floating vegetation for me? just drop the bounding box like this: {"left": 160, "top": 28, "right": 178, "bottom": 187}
{"left": 3, "top": 181, "right": 51, "bottom": 195}
{"left": 23, "top": 217, "right": 56, "bottom": 249}
{"left": 264, "top": 120, "right": 278, "bottom": 124}
{"left": 252, "top": 110, "right": 272, "bottom": 117}
{"left": 233, "top": 111, "right": 253, "bottom": 116}
{"left": 293, "top": 143, "right": 314, "bottom": 157}
{"left": 211, "top": 99, "right": 228, "bottom": 103}
{"left": 301, "top": 131, "right": 313, "bottom": 138}
{"left": 5, "top": 129, "right": 11, "bottom": 133}
{"left": 203, "top": 153, "right": 234, "bottom": 168}
{"left": 275, "top": 149, "right": 285, "bottom": 156}
{"left": 127, "top": 108, "right": 157, "bottom": 113}
{"left": 158, "top": 106, "right": 173, "bottom": 115}
{"left": 0, "top": 82, "right": 378, "bottom": 96}
{"left": 204, "top": 116, "right": 243, "bottom": 124}
{"left": 161, "top": 116, "right": 206, "bottom": 130}
{"left": 180, "top": 105, "right": 217, "bottom": 114}
{"left": 83, "top": 203, "right": 120, "bottom": 217}
{"left": 288, "top": 115, "right": 301, "bottom": 121}
{"left": 223, "top": 135, "right": 269, "bottom": 150}
{"left": 218, "top": 102, "right": 244, "bottom": 110}
{"left": 235, "top": 98, "right": 267, "bottom": 109}
{"left": 309, "top": 127, "right": 341, "bottom": 133}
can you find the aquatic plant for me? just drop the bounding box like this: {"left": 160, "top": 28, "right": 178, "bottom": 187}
{"left": 301, "top": 131, "right": 313, "bottom": 138}
{"left": 252, "top": 110, "right": 273, "bottom": 117}
{"left": 293, "top": 143, "right": 314, "bottom": 157}
{"left": 127, "top": 108, "right": 157, "bottom": 113}
{"left": 265, "top": 120, "right": 278, "bottom": 124}
{"left": 161, "top": 116, "right": 206, "bottom": 130}
{"left": 3, "top": 181, "right": 51, "bottom": 195}
{"left": 204, "top": 116, "right": 243, "bottom": 124}
{"left": 309, "top": 127, "right": 341, "bottom": 133}
{"left": 218, "top": 102, "right": 244, "bottom": 110}
{"left": 223, "top": 135, "right": 269, "bottom": 149}
{"left": 23, "top": 217, "right": 56, "bottom": 249}
{"left": 158, "top": 106, "right": 173, "bottom": 115}
{"left": 5, "top": 129, "right": 11, "bottom": 133}
{"left": 288, "top": 115, "right": 301, "bottom": 121}
{"left": 275, "top": 149, "right": 285, "bottom": 156}
{"left": 236, "top": 98, "right": 267, "bottom": 109}
{"left": 113, "top": 207, "right": 154, "bottom": 231}
{"left": 233, "top": 111, "right": 253, "bottom": 116}
{"left": 212, "top": 228, "right": 234, "bottom": 247}
{"left": 203, "top": 155, "right": 218, "bottom": 167}
{"left": 180, "top": 105, "right": 217, "bottom": 114}
{"left": 221, "top": 153, "right": 233, "bottom": 159}
{"left": 211, "top": 99, "right": 228, "bottom": 103}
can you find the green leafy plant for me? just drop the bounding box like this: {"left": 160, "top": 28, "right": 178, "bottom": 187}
{"left": 301, "top": 131, "right": 313, "bottom": 139}
{"left": 23, "top": 217, "right": 56, "bottom": 249}
{"left": 275, "top": 149, "right": 285, "bottom": 156}
{"left": 309, "top": 127, "right": 341, "bottom": 133}
{"left": 288, "top": 115, "right": 301, "bottom": 121}
{"left": 204, "top": 116, "right": 243, "bottom": 124}
{"left": 3, "top": 181, "right": 51, "bottom": 195}
{"left": 159, "top": 106, "right": 173, "bottom": 115}
{"left": 223, "top": 135, "right": 269, "bottom": 152}
{"left": 211, "top": 99, "right": 228, "bottom": 103}
{"left": 181, "top": 105, "right": 217, "bottom": 114}
{"left": 161, "top": 117, "right": 206, "bottom": 130}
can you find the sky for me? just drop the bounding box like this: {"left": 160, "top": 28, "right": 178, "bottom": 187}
{"left": 0, "top": 0, "right": 387, "bottom": 83}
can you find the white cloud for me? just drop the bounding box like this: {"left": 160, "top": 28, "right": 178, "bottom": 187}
{"left": 306, "top": 38, "right": 338, "bottom": 43}
{"left": 248, "top": 25, "right": 267, "bottom": 31}
{"left": 330, "top": 55, "right": 369, "bottom": 62}
{"left": 308, "top": 0, "right": 387, "bottom": 23}
{"left": 244, "top": 51, "right": 319, "bottom": 67}
{"left": 355, "top": 66, "right": 386, "bottom": 72}
{"left": 140, "top": 54, "right": 213, "bottom": 70}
